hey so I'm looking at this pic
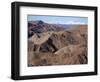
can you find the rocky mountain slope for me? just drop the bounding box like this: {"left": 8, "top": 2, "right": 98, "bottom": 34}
{"left": 28, "top": 20, "right": 87, "bottom": 66}
{"left": 28, "top": 20, "right": 69, "bottom": 37}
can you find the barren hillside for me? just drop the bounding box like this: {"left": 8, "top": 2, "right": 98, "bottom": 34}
{"left": 28, "top": 20, "right": 87, "bottom": 66}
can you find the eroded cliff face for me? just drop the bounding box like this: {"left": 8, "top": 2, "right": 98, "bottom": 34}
{"left": 28, "top": 21, "right": 87, "bottom": 66}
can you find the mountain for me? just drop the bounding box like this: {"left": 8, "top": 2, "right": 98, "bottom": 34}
{"left": 28, "top": 20, "right": 87, "bottom": 66}
{"left": 28, "top": 30, "right": 86, "bottom": 53}
{"left": 28, "top": 20, "right": 67, "bottom": 37}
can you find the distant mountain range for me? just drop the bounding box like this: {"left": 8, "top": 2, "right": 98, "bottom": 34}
{"left": 28, "top": 20, "right": 83, "bottom": 37}
{"left": 28, "top": 20, "right": 87, "bottom": 66}
{"left": 28, "top": 20, "right": 66, "bottom": 37}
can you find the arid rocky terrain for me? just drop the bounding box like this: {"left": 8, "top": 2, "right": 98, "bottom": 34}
{"left": 28, "top": 20, "right": 88, "bottom": 66}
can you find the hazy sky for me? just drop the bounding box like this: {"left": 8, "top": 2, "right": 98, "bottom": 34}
{"left": 28, "top": 15, "right": 88, "bottom": 25}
